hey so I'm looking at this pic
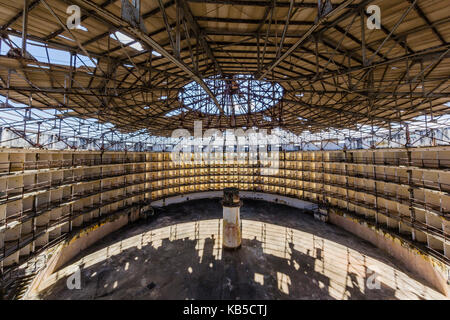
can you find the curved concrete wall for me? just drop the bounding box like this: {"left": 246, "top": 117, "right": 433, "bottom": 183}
{"left": 26, "top": 191, "right": 449, "bottom": 298}
{"left": 0, "top": 147, "right": 449, "bottom": 296}
{"left": 150, "top": 190, "right": 317, "bottom": 211}
{"left": 153, "top": 191, "right": 448, "bottom": 296}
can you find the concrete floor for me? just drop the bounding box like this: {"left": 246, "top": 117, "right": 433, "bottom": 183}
{"left": 38, "top": 199, "right": 446, "bottom": 300}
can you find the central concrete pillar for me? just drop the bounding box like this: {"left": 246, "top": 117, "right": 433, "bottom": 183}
{"left": 222, "top": 188, "right": 242, "bottom": 249}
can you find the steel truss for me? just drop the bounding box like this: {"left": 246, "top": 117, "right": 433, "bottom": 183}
{"left": 0, "top": 0, "right": 448, "bottom": 150}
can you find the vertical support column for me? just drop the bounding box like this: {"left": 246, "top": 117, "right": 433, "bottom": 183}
{"left": 372, "top": 151, "right": 379, "bottom": 224}
{"left": 316, "top": 151, "right": 329, "bottom": 222}
{"left": 283, "top": 150, "right": 286, "bottom": 196}
{"left": 300, "top": 151, "right": 305, "bottom": 200}
{"left": 407, "top": 168, "right": 416, "bottom": 240}
{"left": 22, "top": 0, "right": 29, "bottom": 57}
{"left": 343, "top": 150, "right": 350, "bottom": 212}
{"left": 405, "top": 143, "right": 417, "bottom": 240}
{"left": 321, "top": 151, "right": 325, "bottom": 204}
{"left": 405, "top": 123, "right": 411, "bottom": 149}
{"left": 222, "top": 187, "right": 241, "bottom": 250}
{"left": 36, "top": 122, "right": 41, "bottom": 147}
{"left": 175, "top": 0, "right": 181, "bottom": 59}
{"left": 316, "top": 152, "right": 329, "bottom": 223}
{"left": 360, "top": 7, "right": 367, "bottom": 67}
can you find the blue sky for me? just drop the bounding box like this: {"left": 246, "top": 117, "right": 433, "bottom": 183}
{"left": 0, "top": 35, "right": 448, "bottom": 142}
{"left": 1, "top": 35, "right": 96, "bottom": 68}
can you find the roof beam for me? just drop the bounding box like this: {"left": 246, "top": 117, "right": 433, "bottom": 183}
{"left": 282, "top": 98, "right": 394, "bottom": 123}
{"left": 157, "top": 0, "right": 177, "bottom": 54}
{"left": 283, "top": 44, "right": 450, "bottom": 82}
{"left": 179, "top": 0, "right": 223, "bottom": 75}
{"left": 284, "top": 90, "right": 449, "bottom": 98}
{"left": 44, "top": 0, "right": 116, "bottom": 41}
{"left": 70, "top": 0, "right": 224, "bottom": 115}
{"left": 195, "top": 16, "right": 314, "bottom": 26}
{"left": 1, "top": 0, "right": 41, "bottom": 30}
{"left": 257, "top": 0, "right": 357, "bottom": 80}
{"left": 186, "top": 0, "right": 358, "bottom": 8}
{"left": 406, "top": 0, "right": 445, "bottom": 45}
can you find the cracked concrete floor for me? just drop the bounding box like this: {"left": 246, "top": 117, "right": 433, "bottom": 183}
{"left": 38, "top": 199, "right": 446, "bottom": 300}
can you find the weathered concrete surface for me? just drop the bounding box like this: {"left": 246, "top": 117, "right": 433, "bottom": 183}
{"left": 37, "top": 199, "right": 447, "bottom": 300}
{"left": 222, "top": 188, "right": 242, "bottom": 249}
{"left": 24, "top": 208, "right": 141, "bottom": 299}
{"left": 54, "top": 214, "right": 130, "bottom": 272}
{"left": 151, "top": 191, "right": 316, "bottom": 211}
{"left": 329, "top": 211, "right": 449, "bottom": 297}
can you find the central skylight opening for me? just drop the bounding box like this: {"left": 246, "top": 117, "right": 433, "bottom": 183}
{"left": 178, "top": 74, "right": 283, "bottom": 116}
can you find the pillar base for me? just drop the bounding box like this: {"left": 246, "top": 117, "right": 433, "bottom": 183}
{"left": 222, "top": 243, "right": 242, "bottom": 251}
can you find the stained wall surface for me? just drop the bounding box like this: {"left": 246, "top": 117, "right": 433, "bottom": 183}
{"left": 37, "top": 199, "right": 447, "bottom": 300}
{"left": 0, "top": 147, "right": 449, "bottom": 295}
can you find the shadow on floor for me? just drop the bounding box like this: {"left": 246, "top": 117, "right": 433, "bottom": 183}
{"left": 39, "top": 203, "right": 400, "bottom": 300}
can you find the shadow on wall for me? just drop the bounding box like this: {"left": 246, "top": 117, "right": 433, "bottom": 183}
{"left": 38, "top": 228, "right": 399, "bottom": 300}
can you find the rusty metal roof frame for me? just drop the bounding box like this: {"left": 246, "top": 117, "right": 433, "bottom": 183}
{"left": 0, "top": 0, "right": 448, "bottom": 148}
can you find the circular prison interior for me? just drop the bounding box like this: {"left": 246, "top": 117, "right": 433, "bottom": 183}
{"left": 36, "top": 198, "right": 445, "bottom": 300}
{"left": 0, "top": 0, "right": 449, "bottom": 303}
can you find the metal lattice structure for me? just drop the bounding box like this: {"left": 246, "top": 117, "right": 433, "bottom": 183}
{"left": 0, "top": 0, "right": 449, "bottom": 149}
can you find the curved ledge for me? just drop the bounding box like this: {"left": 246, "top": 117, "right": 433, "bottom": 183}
{"left": 151, "top": 191, "right": 449, "bottom": 297}
{"left": 23, "top": 191, "right": 449, "bottom": 299}
{"left": 2, "top": 147, "right": 449, "bottom": 299}
{"left": 150, "top": 191, "right": 317, "bottom": 211}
